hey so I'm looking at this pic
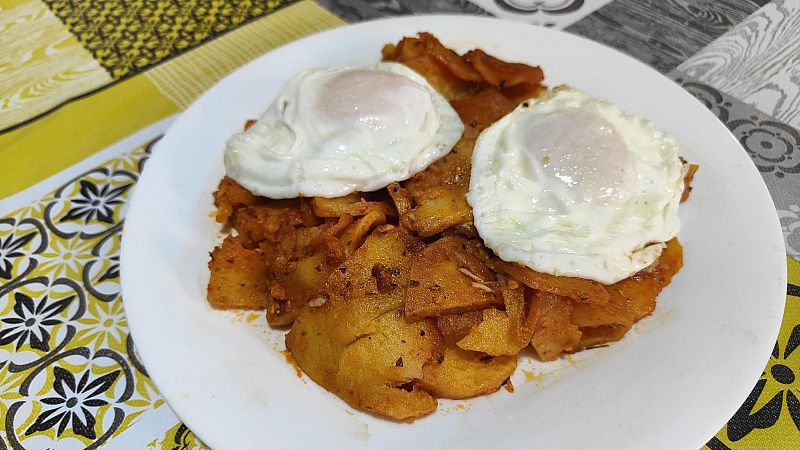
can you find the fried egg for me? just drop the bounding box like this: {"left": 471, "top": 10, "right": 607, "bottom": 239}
{"left": 467, "top": 88, "right": 687, "bottom": 284}
{"left": 225, "top": 62, "right": 464, "bottom": 198}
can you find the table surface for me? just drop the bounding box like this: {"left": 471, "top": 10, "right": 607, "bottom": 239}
{"left": 1, "top": 1, "right": 798, "bottom": 449}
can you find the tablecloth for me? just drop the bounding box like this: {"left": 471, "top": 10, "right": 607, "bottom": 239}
{"left": 1, "top": 0, "right": 798, "bottom": 448}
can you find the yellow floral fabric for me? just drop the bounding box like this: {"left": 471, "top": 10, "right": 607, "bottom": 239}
{"left": 0, "top": 141, "right": 165, "bottom": 447}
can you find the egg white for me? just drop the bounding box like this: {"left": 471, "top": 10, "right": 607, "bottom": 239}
{"left": 224, "top": 62, "right": 464, "bottom": 198}
{"left": 467, "top": 88, "right": 687, "bottom": 284}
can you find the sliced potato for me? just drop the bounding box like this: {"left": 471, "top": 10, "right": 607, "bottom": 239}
{"left": 214, "top": 176, "right": 318, "bottom": 233}
{"left": 654, "top": 238, "right": 683, "bottom": 287}
{"left": 570, "top": 289, "right": 636, "bottom": 328}
{"left": 606, "top": 239, "right": 682, "bottom": 323}
{"left": 610, "top": 276, "right": 660, "bottom": 322}
{"left": 399, "top": 153, "right": 473, "bottom": 237}
{"left": 503, "top": 282, "right": 536, "bottom": 346}
{"left": 212, "top": 176, "right": 264, "bottom": 224}
{"left": 405, "top": 236, "right": 502, "bottom": 320}
{"left": 463, "top": 49, "right": 544, "bottom": 88}
{"left": 415, "top": 32, "right": 483, "bottom": 83}
{"left": 681, "top": 163, "right": 699, "bottom": 203}
{"left": 529, "top": 291, "right": 582, "bottom": 361}
{"left": 311, "top": 193, "right": 396, "bottom": 218}
{"left": 207, "top": 235, "right": 270, "bottom": 310}
{"left": 418, "top": 345, "right": 516, "bottom": 399}
{"left": 286, "top": 226, "right": 444, "bottom": 421}
{"left": 501, "top": 82, "right": 548, "bottom": 105}
{"left": 451, "top": 88, "right": 517, "bottom": 140}
{"left": 436, "top": 311, "right": 483, "bottom": 345}
{"left": 457, "top": 308, "right": 522, "bottom": 356}
{"left": 273, "top": 250, "right": 332, "bottom": 326}
{"left": 571, "top": 239, "right": 683, "bottom": 328}
{"left": 456, "top": 284, "right": 533, "bottom": 356}
{"left": 440, "top": 222, "right": 480, "bottom": 240}
{"left": 336, "top": 309, "right": 442, "bottom": 420}
{"left": 232, "top": 199, "right": 318, "bottom": 250}
{"left": 265, "top": 219, "right": 350, "bottom": 325}
{"left": 490, "top": 259, "right": 610, "bottom": 304}
{"left": 578, "top": 325, "right": 631, "bottom": 349}
{"left": 258, "top": 210, "right": 390, "bottom": 326}
{"left": 337, "top": 210, "right": 387, "bottom": 256}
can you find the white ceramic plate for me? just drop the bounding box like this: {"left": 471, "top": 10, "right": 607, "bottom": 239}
{"left": 121, "top": 16, "right": 787, "bottom": 450}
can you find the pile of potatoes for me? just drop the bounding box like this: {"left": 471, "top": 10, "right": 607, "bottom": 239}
{"left": 207, "top": 33, "right": 690, "bottom": 421}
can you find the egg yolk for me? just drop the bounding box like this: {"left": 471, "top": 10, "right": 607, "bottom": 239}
{"left": 512, "top": 109, "right": 634, "bottom": 205}
{"left": 317, "top": 70, "right": 438, "bottom": 157}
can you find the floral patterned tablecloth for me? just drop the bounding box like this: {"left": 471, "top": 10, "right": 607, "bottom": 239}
{"left": 1, "top": 1, "right": 799, "bottom": 448}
